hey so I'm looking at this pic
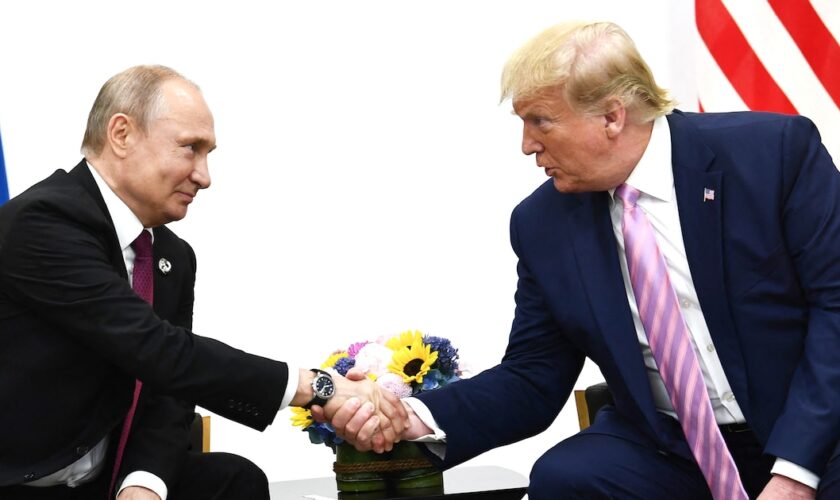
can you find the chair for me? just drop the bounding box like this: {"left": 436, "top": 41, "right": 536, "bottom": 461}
{"left": 573, "top": 382, "right": 613, "bottom": 430}
{"left": 188, "top": 413, "right": 211, "bottom": 452}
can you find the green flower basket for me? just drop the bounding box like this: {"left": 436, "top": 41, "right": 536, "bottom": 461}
{"left": 333, "top": 441, "right": 443, "bottom": 496}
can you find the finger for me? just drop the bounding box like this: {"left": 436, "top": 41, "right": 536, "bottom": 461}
{"left": 343, "top": 401, "right": 375, "bottom": 441}
{"left": 356, "top": 416, "right": 382, "bottom": 452}
{"left": 310, "top": 405, "right": 326, "bottom": 423}
{"left": 376, "top": 412, "right": 398, "bottom": 446}
{"left": 329, "top": 398, "right": 361, "bottom": 436}
{"left": 371, "top": 430, "right": 386, "bottom": 454}
{"left": 346, "top": 367, "right": 367, "bottom": 381}
{"left": 378, "top": 390, "right": 408, "bottom": 429}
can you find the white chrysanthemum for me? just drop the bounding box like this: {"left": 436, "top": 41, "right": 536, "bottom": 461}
{"left": 353, "top": 342, "right": 395, "bottom": 378}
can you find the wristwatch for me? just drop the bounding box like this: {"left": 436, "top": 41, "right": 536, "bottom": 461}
{"left": 303, "top": 368, "right": 336, "bottom": 409}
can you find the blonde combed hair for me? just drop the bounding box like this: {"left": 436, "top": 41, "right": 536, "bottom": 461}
{"left": 501, "top": 22, "right": 675, "bottom": 122}
{"left": 81, "top": 65, "right": 196, "bottom": 156}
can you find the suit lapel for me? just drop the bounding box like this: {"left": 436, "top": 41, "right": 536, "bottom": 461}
{"left": 68, "top": 160, "right": 128, "bottom": 281}
{"left": 569, "top": 192, "right": 661, "bottom": 433}
{"left": 151, "top": 228, "right": 177, "bottom": 316}
{"left": 668, "top": 112, "right": 750, "bottom": 418}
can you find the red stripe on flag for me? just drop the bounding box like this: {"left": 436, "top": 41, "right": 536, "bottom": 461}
{"left": 696, "top": 0, "right": 797, "bottom": 114}
{"left": 768, "top": 0, "right": 840, "bottom": 110}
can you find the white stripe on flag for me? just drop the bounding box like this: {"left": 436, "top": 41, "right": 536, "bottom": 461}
{"left": 812, "top": 0, "right": 840, "bottom": 43}
{"left": 695, "top": 33, "right": 748, "bottom": 111}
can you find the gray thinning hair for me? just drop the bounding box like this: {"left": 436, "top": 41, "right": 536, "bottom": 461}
{"left": 81, "top": 65, "right": 198, "bottom": 156}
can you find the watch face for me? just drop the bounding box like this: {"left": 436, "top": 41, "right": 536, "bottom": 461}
{"left": 314, "top": 374, "right": 335, "bottom": 398}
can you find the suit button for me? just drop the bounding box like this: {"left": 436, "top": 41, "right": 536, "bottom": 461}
{"left": 76, "top": 446, "right": 90, "bottom": 456}
{"left": 253, "top": 410, "right": 260, "bottom": 417}
{"left": 23, "top": 473, "right": 36, "bottom": 481}
{"left": 227, "top": 399, "right": 236, "bottom": 409}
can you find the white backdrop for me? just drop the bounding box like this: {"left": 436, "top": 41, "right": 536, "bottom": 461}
{"left": 0, "top": 0, "right": 698, "bottom": 484}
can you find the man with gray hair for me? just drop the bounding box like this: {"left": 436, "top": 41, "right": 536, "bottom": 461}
{"left": 328, "top": 21, "right": 840, "bottom": 499}
{"left": 0, "top": 65, "right": 407, "bottom": 500}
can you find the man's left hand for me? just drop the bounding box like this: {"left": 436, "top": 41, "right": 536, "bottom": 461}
{"left": 117, "top": 486, "right": 161, "bottom": 500}
{"left": 757, "top": 475, "right": 816, "bottom": 500}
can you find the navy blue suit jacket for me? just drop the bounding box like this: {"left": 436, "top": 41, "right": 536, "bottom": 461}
{"left": 417, "top": 110, "right": 840, "bottom": 476}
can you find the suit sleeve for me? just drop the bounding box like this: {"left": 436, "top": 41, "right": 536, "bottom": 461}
{"left": 416, "top": 207, "right": 585, "bottom": 468}
{"left": 0, "top": 200, "right": 287, "bottom": 431}
{"left": 763, "top": 116, "right": 840, "bottom": 475}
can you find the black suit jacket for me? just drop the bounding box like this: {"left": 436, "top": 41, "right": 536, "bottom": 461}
{"left": 0, "top": 160, "right": 289, "bottom": 487}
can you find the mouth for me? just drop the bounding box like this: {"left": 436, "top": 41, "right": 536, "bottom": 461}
{"left": 177, "top": 192, "right": 196, "bottom": 203}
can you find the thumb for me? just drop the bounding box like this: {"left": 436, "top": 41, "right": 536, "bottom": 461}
{"left": 346, "top": 367, "right": 368, "bottom": 381}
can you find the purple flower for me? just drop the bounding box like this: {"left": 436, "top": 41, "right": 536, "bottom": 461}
{"left": 424, "top": 335, "right": 459, "bottom": 374}
{"left": 347, "top": 341, "right": 370, "bottom": 358}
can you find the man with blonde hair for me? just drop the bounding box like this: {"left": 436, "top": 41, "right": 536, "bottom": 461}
{"left": 328, "top": 21, "right": 840, "bottom": 499}
{"left": 0, "top": 65, "right": 406, "bottom": 500}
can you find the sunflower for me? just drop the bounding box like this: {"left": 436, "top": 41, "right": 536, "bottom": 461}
{"left": 289, "top": 406, "right": 313, "bottom": 429}
{"left": 389, "top": 334, "right": 438, "bottom": 384}
{"left": 386, "top": 330, "right": 424, "bottom": 351}
{"left": 321, "top": 351, "right": 349, "bottom": 370}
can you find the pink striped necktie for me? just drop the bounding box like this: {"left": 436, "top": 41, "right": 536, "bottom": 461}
{"left": 107, "top": 230, "right": 152, "bottom": 499}
{"left": 615, "top": 184, "right": 747, "bottom": 500}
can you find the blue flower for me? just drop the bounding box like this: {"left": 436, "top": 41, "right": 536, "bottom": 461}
{"left": 424, "top": 336, "right": 459, "bottom": 374}
{"left": 333, "top": 356, "right": 356, "bottom": 376}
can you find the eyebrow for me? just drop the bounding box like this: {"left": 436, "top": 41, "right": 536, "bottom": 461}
{"left": 181, "top": 136, "right": 217, "bottom": 152}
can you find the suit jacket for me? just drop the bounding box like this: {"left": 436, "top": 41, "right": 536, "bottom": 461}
{"left": 0, "top": 160, "right": 289, "bottom": 487}
{"left": 418, "top": 110, "right": 840, "bottom": 476}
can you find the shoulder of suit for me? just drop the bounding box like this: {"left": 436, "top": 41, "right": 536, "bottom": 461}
{"left": 0, "top": 168, "right": 109, "bottom": 229}
{"left": 513, "top": 178, "right": 583, "bottom": 217}
{"left": 672, "top": 108, "right": 810, "bottom": 136}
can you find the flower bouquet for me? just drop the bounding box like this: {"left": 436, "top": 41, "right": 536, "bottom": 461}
{"left": 290, "top": 330, "right": 465, "bottom": 494}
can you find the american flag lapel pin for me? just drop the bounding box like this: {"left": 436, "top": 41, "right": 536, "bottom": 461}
{"left": 703, "top": 188, "right": 715, "bottom": 202}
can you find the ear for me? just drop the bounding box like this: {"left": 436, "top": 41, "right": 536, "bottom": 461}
{"left": 602, "top": 99, "right": 626, "bottom": 139}
{"left": 105, "top": 113, "right": 134, "bottom": 159}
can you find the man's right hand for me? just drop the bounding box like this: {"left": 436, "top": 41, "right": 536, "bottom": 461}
{"left": 311, "top": 368, "right": 432, "bottom": 452}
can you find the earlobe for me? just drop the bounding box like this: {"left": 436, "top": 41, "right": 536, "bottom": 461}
{"left": 106, "top": 114, "right": 132, "bottom": 159}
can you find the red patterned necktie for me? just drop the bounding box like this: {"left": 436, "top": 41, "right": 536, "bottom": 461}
{"left": 615, "top": 184, "right": 747, "bottom": 500}
{"left": 107, "top": 230, "right": 152, "bottom": 499}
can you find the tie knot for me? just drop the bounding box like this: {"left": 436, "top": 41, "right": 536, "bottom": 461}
{"left": 131, "top": 230, "right": 152, "bottom": 259}
{"left": 615, "top": 183, "right": 641, "bottom": 209}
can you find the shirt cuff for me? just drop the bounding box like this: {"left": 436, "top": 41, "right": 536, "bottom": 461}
{"left": 117, "top": 471, "right": 168, "bottom": 500}
{"left": 403, "top": 397, "right": 448, "bottom": 459}
{"left": 279, "top": 367, "right": 300, "bottom": 410}
{"left": 771, "top": 458, "right": 820, "bottom": 490}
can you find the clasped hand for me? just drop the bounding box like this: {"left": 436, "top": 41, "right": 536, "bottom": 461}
{"left": 311, "top": 368, "right": 411, "bottom": 453}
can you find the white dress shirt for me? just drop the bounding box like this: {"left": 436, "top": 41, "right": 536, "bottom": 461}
{"left": 408, "top": 115, "right": 819, "bottom": 489}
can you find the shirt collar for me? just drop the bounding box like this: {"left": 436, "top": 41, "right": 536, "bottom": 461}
{"left": 610, "top": 115, "right": 673, "bottom": 202}
{"left": 86, "top": 161, "right": 152, "bottom": 251}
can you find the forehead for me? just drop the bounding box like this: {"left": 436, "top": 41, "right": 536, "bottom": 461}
{"left": 512, "top": 90, "right": 572, "bottom": 118}
{"left": 155, "top": 80, "right": 215, "bottom": 136}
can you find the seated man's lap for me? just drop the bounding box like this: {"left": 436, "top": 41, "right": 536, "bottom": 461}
{"left": 529, "top": 408, "right": 710, "bottom": 500}
{"left": 529, "top": 431, "right": 710, "bottom": 499}
{"left": 169, "top": 452, "right": 269, "bottom": 500}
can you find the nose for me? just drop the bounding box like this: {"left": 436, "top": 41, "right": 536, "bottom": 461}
{"left": 191, "top": 157, "right": 212, "bottom": 189}
{"left": 521, "top": 126, "right": 543, "bottom": 156}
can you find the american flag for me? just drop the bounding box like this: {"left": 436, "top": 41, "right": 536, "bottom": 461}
{"left": 696, "top": 0, "right": 840, "bottom": 163}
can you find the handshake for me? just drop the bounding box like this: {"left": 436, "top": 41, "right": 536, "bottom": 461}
{"left": 293, "top": 367, "right": 433, "bottom": 453}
